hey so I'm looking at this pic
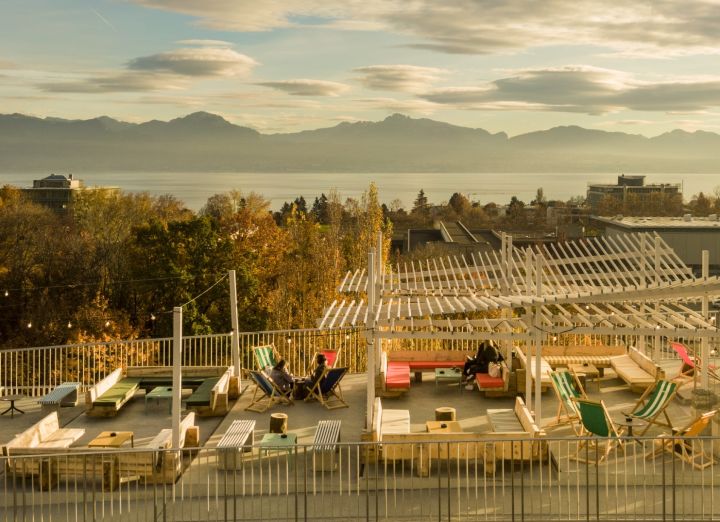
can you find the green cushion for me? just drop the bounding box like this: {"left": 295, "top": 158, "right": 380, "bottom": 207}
{"left": 185, "top": 377, "right": 220, "bottom": 407}
{"left": 138, "top": 376, "right": 207, "bottom": 390}
{"left": 95, "top": 378, "right": 141, "bottom": 407}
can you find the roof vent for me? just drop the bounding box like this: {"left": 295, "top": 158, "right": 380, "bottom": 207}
{"left": 683, "top": 213, "right": 692, "bottom": 222}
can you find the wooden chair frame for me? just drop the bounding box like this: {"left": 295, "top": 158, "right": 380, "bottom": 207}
{"left": 305, "top": 367, "right": 349, "bottom": 410}
{"left": 624, "top": 379, "right": 678, "bottom": 435}
{"left": 572, "top": 398, "right": 625, "bottom": 465}
{"left": 647, "top": 410, "right": 717, "bottom": 470}
{"left": 245, "top": 370, "right": 293, "bottom": 413}
{"left": 546, "top": 370, "right": 587, "bottom": 435}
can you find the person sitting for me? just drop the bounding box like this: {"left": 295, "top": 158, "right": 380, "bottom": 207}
{"left": 463, "top": 340, "right": 503, "bottom": 383}
{"left": 293, "top": 353, "right": 328, "bottom": 400}
{"left": 269, "top": 359, "right": 294, "bottom": 396}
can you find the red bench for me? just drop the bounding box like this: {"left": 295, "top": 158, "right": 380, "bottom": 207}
{"left": 380, "top": 350, "right": 473, "bottom": 394}
{"left": 386, "top": 362, "right": 411, "bottom": 389}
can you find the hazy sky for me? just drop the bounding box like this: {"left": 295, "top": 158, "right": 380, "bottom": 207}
{"left": 3, "top": 0, "right": 720, "bottom": 135}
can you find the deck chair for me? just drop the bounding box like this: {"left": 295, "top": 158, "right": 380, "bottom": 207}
{"left": 623, "top": 379, "right": 677, "bottom": 435}
{"left": 670, "top": 341, "right": 720, "bottom": 384}
{"left": 547, "top": 370, "right": 587, "bottom": 434}
{"left": 572, "top": 398, "right": 625, "bottom": 464}
{"left": 647, "top": 410, "right": 717, "bottom": 470}
{"left": 305, "top": 367, "right": 349, "bottom": 410}
{"left": 320, "top": 350, "right": 338, "bottom": 367}
{"left": 253, "top": 344, "right": 281, "bottom": 371}
{"left": 245, "top": 370, "right": 293, "bottom": 413}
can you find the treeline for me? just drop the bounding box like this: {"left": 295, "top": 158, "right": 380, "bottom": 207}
{"left": 0, "top": 185, "right": 390, "bottom": 349}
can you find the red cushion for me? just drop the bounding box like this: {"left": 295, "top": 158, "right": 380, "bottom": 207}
{"left": 407, "top": 361, "right": 465, "bottom": 370}
{"left": 475, "top": 373, "right": 504, "bottom": 389}
{"left": 386, "top": 362, "right": 411, "bottom": 389}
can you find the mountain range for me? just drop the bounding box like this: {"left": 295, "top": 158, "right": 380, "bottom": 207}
{"left": 1, "top": 112, "right": 719, "bottom": 172}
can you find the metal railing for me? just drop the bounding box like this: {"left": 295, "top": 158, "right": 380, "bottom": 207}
{"left": 0, "top": 329, "right": 368, "bottom": 396}
{"left": 1, "top": 436, "right": 718, "bottom": 521}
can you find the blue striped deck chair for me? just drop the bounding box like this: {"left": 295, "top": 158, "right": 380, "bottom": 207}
{"left": 624, "top": 379, "right": 677, "bottom": 436}
{"left": 245, "top": 370, "right": 293, "bottom": 413}
{"left": 306, "top": 367, "right": 349, "bottom": 410}
{"left": 548, "top": 370, "right": 586, "bottom": 434}
{"left": 253, "top": 344, "right": 280, "bottom": 371}
{"left": 572, "top": 398, "right": 625, "bottom": 464}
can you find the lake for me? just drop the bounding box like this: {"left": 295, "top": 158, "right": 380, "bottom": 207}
{"left": 1, "top": 172, "right": 718, "bottom": 211}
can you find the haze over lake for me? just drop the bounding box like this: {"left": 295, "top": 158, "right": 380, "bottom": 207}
{"left": 2, "top": 172, "right": 717, "bottom": 211}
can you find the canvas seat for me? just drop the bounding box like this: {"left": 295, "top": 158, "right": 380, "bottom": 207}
{"left": 253, "top": 344, "right": 281, "bottom": 371}
{"left": 305, "top": 367, "right": 349, "bottom": 410}
{"left": 647, "top": 410, "right": 717, "bottom": 470}
{"left": 623, "top": 379, "right": 677, "bottom": 435}
{"left": 245, "top": 370, "right": 293, "bottom": 413}
{"left": 547, "top": 370, "right": 586, "bottom": 434}
{"left": 572, "top": 398, "right": 625, "bottom": 465}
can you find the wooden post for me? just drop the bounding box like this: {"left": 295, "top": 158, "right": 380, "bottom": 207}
{"left": 435, "top": 407, "right": 456, "bottom": 421}
{"left": 366, "top": 248, "right": 376, "bottom": 431}
{"left": 534, "top": 253, "right": 543, "bottom": 423}
{"left": 270, "top": 413, "right": 288, "bottom": 433}
{"left": 172, "top": 306, "right": 182, "bottom": 449}
{"left": 701, "top": 250, "right": 710, "bottom": 389}
{"left": 654, "top": 235, "right": 662, "bottom": 361}
{"left": 229, "top": 269, "right": 241, "bottom": 395}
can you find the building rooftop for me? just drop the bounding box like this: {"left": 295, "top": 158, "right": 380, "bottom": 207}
{"left": 593, "top": 215, "right": 720, "bottom": 229}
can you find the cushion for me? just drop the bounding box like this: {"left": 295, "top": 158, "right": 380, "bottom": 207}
{"left": 386, "top": 362, "right": 410, "bottom": 389}
{"left": 487, "top": 409, "right": 524, "bottom": 432}
{"left": 186, "top": 377, "right": 220, "bottom": 406}
{"left": 382, "top": 409, "right": 411, "bottom": 435}
{"left": 475, "top": 373, "right": 504, "bottom": 389}
{"left": 95, "top": 378, "right": 141, "bottom": 407}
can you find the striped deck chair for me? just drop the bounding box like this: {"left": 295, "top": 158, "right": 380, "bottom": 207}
{"left": 623, "top": 379, "right": 677, "bottom": 435}
{"left": 253, "top": 344, "right": 280, "bottom": 371}
{"left": 245, "top": 370, "right": 293, "bottom": 413}
{"left": 647, "top": 410, "right": 717, "bottom": 470}
{"left": 572, "top": 398, "right": 625, "bottom": 464}
{"left": 547, "top": 370, "right": 587, "bottom": 434}
{"left": 305, "top": 367, "right": 349, "bottom": 410}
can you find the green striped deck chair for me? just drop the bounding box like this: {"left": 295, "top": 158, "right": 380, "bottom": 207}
{"left": 548, "top": 370, "right": 587, "bottom": 434}
{"left": 624, "top": 379, "right": 677, "bottom": 436}
{"left": 572, "top": 398, "right": 625, "bottom": 464}
{"left": 253, "top": 344, "right": 280, "bottom": 371}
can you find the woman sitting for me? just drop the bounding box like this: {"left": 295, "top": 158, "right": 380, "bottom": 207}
{"left": 293, "top": 353, "right": 328, "bottom": 400}
{"left": 463, "top": 340, "right": 503, "bottom": 383}
{"left": 269, "top": 359, "right": 294, "bottom": 396}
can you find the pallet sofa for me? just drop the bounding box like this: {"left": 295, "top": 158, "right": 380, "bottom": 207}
{"left": 86, "top": 366, "right": 233, "bottom": 417}
{"left": 518, "top": 345, "right": 627, "bottom": 374}
{"left": 487, "top": 396, "right": 547, "bottom": 462}
{"left": 368, "top": 398, "right": 497, "bottom": 477}
{"left": 474, "top": 360, "right": 512, "bottom": 397}
{"left": 379, "top": 350, "right": 472, "bottom": 395}
{"left": 610, "top": 347, "right": 665, "bottom": 393}
{"left": 3, "top": 412, "right": 199, "bottom": 491}
{"left": 515, "top": 349, "right": 553, "bottom": 393}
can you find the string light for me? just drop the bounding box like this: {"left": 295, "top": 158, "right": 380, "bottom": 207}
{"left": 105, "top": 321, "right": 111, "bottom": 327}
{"left": 3, "top": 290, "right": 7, "bottom": 297}
{"left": 26, "top": 322, "right": 32, "bottom": 329}
{"left": 150, "top": 314, "right": 156, "bottom": 321}
{"left": 67, "top": 321, "right": 72, "bottom": 328}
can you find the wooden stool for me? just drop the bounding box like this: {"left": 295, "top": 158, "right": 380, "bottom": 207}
{"left": 270, "top": 413, "right": 288, "bottom": 433}
{"left": 435, "top": 407, "right": 456, "bottom": 421}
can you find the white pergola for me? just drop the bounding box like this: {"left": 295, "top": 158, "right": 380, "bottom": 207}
{"left": 323, "top": 232, "right": 720, "bottom": 428}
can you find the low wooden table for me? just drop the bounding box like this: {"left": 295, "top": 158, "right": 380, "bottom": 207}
{"left": 259, "top": 432, "right": 297, "bottom": 454}
{"left": 0, "top": 394, "right": 25, "bottom": 418}
{"left": 434, "top": 368, "right": 463, "bottom": 391}
{"left": 145, "top": 386, "right": 174, "bottom": 413}
{"left": 568, "top": 363, "right": 601, "bottom": 391}
{"left": 88, "top": 431, "right": 135, "bottom": 448}
{"left": 425, "top": 420, "right": 462, "bottom": 433}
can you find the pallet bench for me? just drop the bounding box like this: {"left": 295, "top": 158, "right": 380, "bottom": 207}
{"left": 217, "top": 419, "right": 256, "bottom": 470}
{"left": 39, "top": 382, "right": 81, "bottom": 410}
{"left": 310, "top": 420, "right": 341, "bottom": 471}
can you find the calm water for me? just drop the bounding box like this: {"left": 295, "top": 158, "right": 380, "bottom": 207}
{"left": 1, "top": 172, "right": 717, "bottom": 211}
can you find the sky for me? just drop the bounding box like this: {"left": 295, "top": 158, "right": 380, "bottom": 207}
{"left": 2, "top": 0, "right": 720, "bottom": 135}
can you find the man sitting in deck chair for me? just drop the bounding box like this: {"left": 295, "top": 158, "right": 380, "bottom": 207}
{"left": 622, "top": 379, "right": 678, "bottom": 436}
{"left": 572, "top": 398, "right": 625, "bottom": 465}
{"left": 547, "top": 370, "right": 587, "bottom": 435}
{"left": 245, "top": 370, "right": 293, "bottom": 413}
{"left": 647, "top": 410, "right": 717, "bottom": 470}
{"left": 305, "top": 367, "right": 349, "bottom": 410}
{"left": 293, "top": 353, "right": 328, "bottom": 400}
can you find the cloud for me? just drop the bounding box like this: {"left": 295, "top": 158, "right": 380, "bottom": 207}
{"left": 129, "top": 1, "right": 720, "bottom": 57}
{"left": 176, "top": 39, "right": 234, "bottom": 47}
{"left": 128, "top": 47, "right": 257, "bottom": 77}
{"left": 39, "top": 72, "right": 187, "bottom": 93}
{"left": 354, "top": 65, "right": 447, "bottom": 92}
{"left": 421, "top": 66, "right": 720, "bottom": 114}
{"left": 257, "top": 79, "right": 350, "bottom": 96}
{"left": 0, "top": 59, "right": 17, "bottom": 69}
{"left": 37, "top": 44, "right": 257, "bottom": 94}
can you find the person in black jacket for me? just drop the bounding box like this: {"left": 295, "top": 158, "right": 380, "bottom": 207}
{"left": 293, "top": 353, "right": 327, "bottom": 400}
{"left": 462, "top": 340, "right": 503, "bottom": 383}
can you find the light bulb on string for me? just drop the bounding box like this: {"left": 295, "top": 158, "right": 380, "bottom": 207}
{"left": 150, "top": 314, "right": 156, "bottom": 321}
{"left": 67, "top": 321, "right": 72, "bottom": 328}
{"left": 286, "top": 336, "right": 292, "bottom": 344}
{"left": 105, "top": 320, "right": 111, "bottom": 327}
{"left": 26, "top": 322, "right": 32, "bottom": 329}
{"left": 4, "top": 290, "right": 8, "bottom": 297}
